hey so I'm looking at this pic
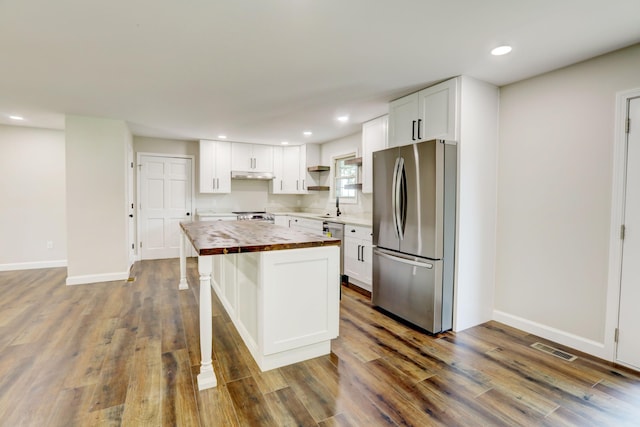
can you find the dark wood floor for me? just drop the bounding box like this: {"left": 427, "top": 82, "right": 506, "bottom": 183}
{"left": 1, "top": 258, "right": 639, "bottom": 426}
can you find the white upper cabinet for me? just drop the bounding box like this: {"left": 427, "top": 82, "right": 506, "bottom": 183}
{"left": 271, "top": 144, "right": 320, "bottom": 194}
{"left": 388, "top": 77, "right": 458, "bottom": 147}
{"left": 361, "top": 115, "right": 388, "bottom": 194}
{"left": 231, "top": 142, "right": 273, "bottom": 173}
{"left": 199, "top": 140, "right": 231, "bottom": 193}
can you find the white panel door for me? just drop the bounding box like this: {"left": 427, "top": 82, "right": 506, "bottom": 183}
{"left": 127, "top": 145, "right": 135, "bottom": 266}
{"left": 618, "top": 96, "right": 640, "bottom": 369}
{"left": 140, "top": 155, "right": 192, "bottom": 260}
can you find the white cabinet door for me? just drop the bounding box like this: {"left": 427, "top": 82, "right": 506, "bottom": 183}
{"left": 344, "top": 225, "right": 373, "bottom": 291}
{"left": 388, "top": 93, "right": 418, "bottom": 148}
{"left": 199, "top": 140, "right": 231, "bottom": 193}
{"left": 418, "top": 78, "right": 457, "bottom": 141}
{"left": 282, "top": 146, "right": 301, "bottom": 192}
{"left": 199, "top": 140, "right": 215, "bottom": 193}
{"left": 272, "top": 146, "right": 304, "bottom": 194}
{"left": 343, "top": 235, "right": 362, "bottom": 280}
{"left": 388, "top": 77, "right": 458, "bottom": 147}
{"left": 361, "top": 239, "right": 373, "bottom": 286}
{"left": 362, "top": 115, "right": 388, "bottom": 193}
{"left": 232, "top": 142, "right": 273, "bottom": 173}
{"left": 231, "top": 142, "right": 254, "bottom": 171}
{"left": 216, "top": 142, "right": 232, "bottom": 192}
{"left": 274, "top": 215, "right": 290, "bottom": 227}
{"left": 289, "top": 217, "right": 324, "bottom": 235}
{"left": 252, "top": 144, "right": 274, "bottom": 173}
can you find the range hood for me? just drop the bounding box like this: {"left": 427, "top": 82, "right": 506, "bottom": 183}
{"left": 231, "top": 171, "right": 275, "bottom": 180}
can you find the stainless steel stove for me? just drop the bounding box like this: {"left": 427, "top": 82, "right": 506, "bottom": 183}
{"left": 233, "top": 211, "right": 275, "bottom": 223}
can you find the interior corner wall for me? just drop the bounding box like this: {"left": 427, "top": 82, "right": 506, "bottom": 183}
{"left": 0, "top": 125, "right": 66, "bottom": 270}
{"left": 65, "top": 115, "right": 130, "bottom": 285}
{"left": 494, "top": 43, "right": 640, "bottom": 356}
{"left": 454, "top": 76, "right": 499, "bottom": 331}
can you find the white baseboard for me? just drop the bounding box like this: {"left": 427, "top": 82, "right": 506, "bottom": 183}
{"left": 66, "top": 271, "right": 130, "bottom": 286}
{"left": 0, "top": 259, "right": 67, "bottom": 271}
{"left": 493, "top": 310, "right": 610, "bottom": 361}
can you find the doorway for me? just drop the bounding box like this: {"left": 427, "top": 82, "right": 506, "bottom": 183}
{"left": 137, "top": 154, "right": 194, "bottom": 260}
{"left": 617, "top": 96, "right": 640, "bottom": 370}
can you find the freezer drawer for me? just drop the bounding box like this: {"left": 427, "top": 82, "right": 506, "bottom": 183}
{"left": 372, "top": 248, "right": 445, "bottom": 333}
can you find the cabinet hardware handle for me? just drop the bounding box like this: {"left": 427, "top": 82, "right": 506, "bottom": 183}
{"left": 186, "top": 212, "right": 191, "bottom": 216}
{"left": 361, "top": 246, "right": 365, "bottom": 262}
{"left": 280, "top": 180, "right": 283, "bottom": 190}
{"left": 417, "top": 119, "right": 422, "bottom": 139}
{"left": 216, "top": 178, "right": 219, "bottom": 189}
{"left": 213, "top": 178, "right": 216, "bottom": 189}
{"left": 412, "top": 120, "right": 417, "bottom": 140}
{"left": 357, "top": 244, "right": 361, "bottom": 261}
{"left": 296, "top": 180, "right": 299, "bottom": 190}
{"left": 302, "top": 179, "right": 305, "bottom": 190}
{"left": 129, "top": 214, "right": 133, "bottom": 218}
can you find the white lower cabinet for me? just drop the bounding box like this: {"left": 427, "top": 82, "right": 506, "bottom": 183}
{"left": 273, "top": 215, "right": 290, "bottom": 227}
{"left": 344, "top": 225, "right": 373, "bottom": 291}
{"left": 210, "top": 247, "right": 340, "bottom": 371}
{"left": 289, "top": 217, "right": 324, "bottom": 235}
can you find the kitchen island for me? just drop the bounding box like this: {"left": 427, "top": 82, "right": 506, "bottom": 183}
{"left": 178, "top": 221, "right": 341, "bottom": 390}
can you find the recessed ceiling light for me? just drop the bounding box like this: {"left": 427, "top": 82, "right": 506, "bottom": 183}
{"left": 281, "top": 141, "right": 289, "bottom": 145}
{"left": 337, "top": 116, "right": 349, "bottom": 123}
{"left": 303, "top": 131, "right": 312, "bottom": 136}
{"left": 491, "top": 45, "right": 512, "bottom": 56}
{"left": 218, "top": 135, "right": 227, "bottom": 139}
{"left": 9, "top": 115, "right": 24, "bottom": 121}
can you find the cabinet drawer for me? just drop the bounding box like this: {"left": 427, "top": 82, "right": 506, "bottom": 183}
{"left": 345, "top": 225, "right": 372, "bottom": 241}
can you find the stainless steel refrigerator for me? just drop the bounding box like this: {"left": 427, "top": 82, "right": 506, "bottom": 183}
{"left": 372, "top": 139, "right": 457, "bottom": 333}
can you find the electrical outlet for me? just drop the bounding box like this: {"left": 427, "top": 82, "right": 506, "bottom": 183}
{"left": 46, "top": 240, "right": 53, "bottom": 249}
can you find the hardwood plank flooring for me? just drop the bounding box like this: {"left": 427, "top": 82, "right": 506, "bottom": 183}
{"left": 0, "top": 258, "right": 639, "bottom": 426}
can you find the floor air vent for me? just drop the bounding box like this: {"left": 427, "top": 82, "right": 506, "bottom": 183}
{"left": 530, "top": 342, "right": 577, "bottom": 362}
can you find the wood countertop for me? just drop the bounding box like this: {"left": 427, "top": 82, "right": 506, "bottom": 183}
{"left": 180, "top": 221, "right": 341, "bottom": 256}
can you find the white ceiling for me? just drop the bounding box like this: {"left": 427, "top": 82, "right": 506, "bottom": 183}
{"left": 1, "top": 0, "right": 639, "bottom": 145}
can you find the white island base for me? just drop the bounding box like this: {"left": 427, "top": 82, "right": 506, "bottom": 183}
{"left": 211, "top": 246, "right": 340, "bottom": 372}
{"left": 179, "top": 224, "right": 340, "bottom": 390}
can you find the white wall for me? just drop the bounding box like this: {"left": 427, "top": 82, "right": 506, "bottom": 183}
{"left": 65, "top": 115, "right": 130, "bottom": 284}
{"left": 304, "top": 132, "right": 373, "bottom": 216}
{"left": 0, "top": 125, "right": 67, "bottom": 269}
{"left": 453, "top": 76, "right": 500, "bottom": 331}
{"left": 494, "top": 44, "right": 640, "bottom": 357}
{"left": 133, "top": 136, "right": 302, "bottom": 213}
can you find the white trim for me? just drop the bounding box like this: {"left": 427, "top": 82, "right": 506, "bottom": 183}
{"left": 66, "top": 271, "right": 130, "bottom": 286}
{"left": 607, "top": 88, "right": 640, "bottom": 364}
{"left": 136, "top": 152, "right": 196, "bottom": 260}
{"left": 0, "top": 260, "right": 67, "bottom": 271}
{"left": 493, "top": 310, "right": 607, "bottom": 359}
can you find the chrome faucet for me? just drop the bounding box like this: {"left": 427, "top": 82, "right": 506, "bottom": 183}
{"left": 336, "top": 196, "right": 341, "bottom": 216}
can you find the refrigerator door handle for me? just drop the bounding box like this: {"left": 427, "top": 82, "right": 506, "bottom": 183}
{"left": 373, "top": 248, "right": 433, "bottom": 269}
{"left": 399, "top": 158, "right": 407, "bottom": 237}
{"left": 391, "top": 157, "right": 401, "bottom": 239}
{"left": 393, "top": 157, "right": 405, "bottom": 240}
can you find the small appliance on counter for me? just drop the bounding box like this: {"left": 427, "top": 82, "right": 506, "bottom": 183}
{"left": 372, "top": 139, "right": 457, "bottom": 334}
